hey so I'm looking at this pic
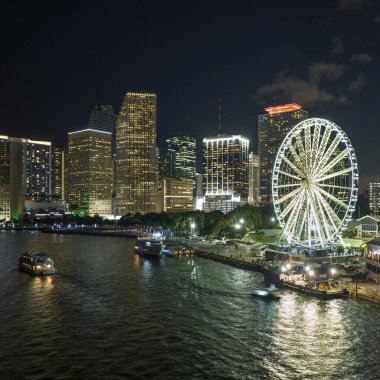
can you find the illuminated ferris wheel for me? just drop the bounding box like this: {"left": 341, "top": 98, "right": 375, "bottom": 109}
{"left": 272, "top": 118, "right": 359, "bottom": 248}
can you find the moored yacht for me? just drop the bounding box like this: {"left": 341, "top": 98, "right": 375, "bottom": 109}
{"left": 134, "top": 237, "right": 164, "bottom": 258}
{"left": 19, "top": 251, "right": 56, "bottom": 276}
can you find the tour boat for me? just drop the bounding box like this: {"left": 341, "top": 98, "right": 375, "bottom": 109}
{"left": 19, "top": 251, "right": 56, "bottom": 276}
{"left": 134, "top": 238, "right": 164, "bottom": 258}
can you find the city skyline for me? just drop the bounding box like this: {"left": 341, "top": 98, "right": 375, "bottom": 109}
{"left": 1, "top": 1, "right": 380, "bottom": 187}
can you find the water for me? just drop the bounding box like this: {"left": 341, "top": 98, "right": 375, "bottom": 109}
{"left": 1, "top": 231, "right": 380, "bottom": 379}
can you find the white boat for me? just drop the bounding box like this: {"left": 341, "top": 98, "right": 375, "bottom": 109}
{"left": 134, "top": 238, "right": 164, "bottom": 258}
{"left": 19, "top": 251, "right": 56, "bottom": 276}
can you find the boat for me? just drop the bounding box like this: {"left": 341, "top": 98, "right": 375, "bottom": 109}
{"left": 19, "top": 251, "right": 56, "bottom": 276}
{"left": 252, "top": 286, "right": 281, "bottom": 300}
{"left": 134, "top": 237, "right": 164, "bottom": 258}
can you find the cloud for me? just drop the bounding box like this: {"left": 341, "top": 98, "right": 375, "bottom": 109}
{"left": 337, "top": 0, "right": 370, "bottom": 10}
{"left": 331, "top": 35, "right": 344, "bottom": 55}
{"left": 350, "top": 53, "right": 372, "bottom": 64}
{"left": 254, "top": 71, "right": 338, "bottom": 107}
{"left": 309, "top": 62, "right": 345, "bottom": 83}
{"left": 349, "top": 74, "right": 366, "bottom": 91}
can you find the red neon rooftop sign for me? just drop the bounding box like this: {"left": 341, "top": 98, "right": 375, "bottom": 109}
{"left": 264, "top": 103, "right": 302, "bottom": 114}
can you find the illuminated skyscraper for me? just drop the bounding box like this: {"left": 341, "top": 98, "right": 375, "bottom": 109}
{"left": 115, "top": 92, "right": 158, "bottom": 214}
{"left": 369, "top": 181, "right": 380, "bottom": 214}
{"left": 258, "top": 103, "right": 308, "bottom": 204}
{"left": 0, "top": 136, "right": 25, "bottom": 221}
{"left": 51, "top": 147, "right": 65, "bottom": 200}
{"left": 67, "top": 129, "right": 113, "bottom": 216}
{"left": 248, "top": 152, "right": 260, "bottom": 205}
{"left": 165, "top": 135, "right": 196, "bottom": 179}
{"left": 23, "top": 139, "right": 52, "bottom": 202}
{"left": 202, "top": 134, "right": 249, "bottom": 213}
{"left": 88, "top": 104, "right": 118, "bottom": 156}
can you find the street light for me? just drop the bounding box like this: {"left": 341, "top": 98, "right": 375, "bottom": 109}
{"left": 234, "top": 223, "right": 241, "bottom": 230}
{"left": 330, "top": 267, "right": 336, "bottom": 281}
{"left": 309, "top": 269, "right": 315, "bottom": 287}
{"left": 190, "top": 222, "right": 196, "bottom": 235}
{"left": 239, "top": 218, "right": 244, "bottom": 224}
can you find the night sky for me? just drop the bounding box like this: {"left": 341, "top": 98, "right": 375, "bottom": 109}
{"left": 1, "top": 0, "right": 379, "bottom": 187}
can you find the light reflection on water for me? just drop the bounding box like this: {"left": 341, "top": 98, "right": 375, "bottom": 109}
{"left": 0, "top": 231, "right": 380, "bottom": 379}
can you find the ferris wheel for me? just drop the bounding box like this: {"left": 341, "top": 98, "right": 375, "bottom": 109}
{"left": 272, "top": 118, "right": 358, "bottom": 248}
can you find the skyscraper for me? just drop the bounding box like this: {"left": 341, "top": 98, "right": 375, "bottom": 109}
{"left": 248, "top": 152, "right": 260, "bottom": 205}
{"left": 156, "top": 178, "right": 194, "bottom": 213}
{"left": 67, "top": 129, "right": 113, "bottom": 216}
{"left": 258, "top": 103, "right": 308, "bottom": 204}
{"left": 51, "top": 147, "right": 65, "bottom": 200}
{"left": 165, "top": 135, "right": 196, "bottom": 179}
{"left": 202, "top": 134, "right": 249, "bottom": 213}
{"left": 88, "top": 104, "right": 118, "bottom": 156}
{"left": 115, "top": 92, "right": 157, "bottom": 215}
{"left": 0, "top": 136, "right": 25, "bottom": 221}
{"left": 369, "top": 181, "right": 380, "bottom": 214}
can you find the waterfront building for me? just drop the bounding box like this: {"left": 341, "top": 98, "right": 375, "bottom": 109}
{"left": 369, "top": 181, "right": 380, "bottom": 214}
{"left": 115, "top": 92, "right": 158, "bottom": 215}
{"left": 88, "top": 104, "right": 118, "bottom": 156}
{"left": 0, "top": 136, "right": 25, "bottom": 221}
{"left": 258, "top": 103, "right": 308, "bottom": 204}
{"left": 165, "top": 135, "right": 196, "bottom": 180}
{"left": 67, "top": 129, "right": 113, "bottom": 216}
{"left": 51, "top": 147, "right": 65, "bottom": 200}
{"left": 156, "top": 178, "right": 194, "bottom": 213}
{"left": 23, "top": 139, "right": 52, "bottom": 202}
{"left": 248, "top": 152, "right": 260, "bottom": 205}
{"left": 202, "top": 134, "right": 249, "bottom": 213}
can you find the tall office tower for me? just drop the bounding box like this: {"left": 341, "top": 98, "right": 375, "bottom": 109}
{"left": 159, "top": 149, "right": 176, "bottom": 180}
{"left": 67, "top": 129, "right": 113, "bottom": 216}
{"left": 115, "top": 92, "right": 157, "bottom": 215}
{"left": 51, "top": 147, "right": 65, "bottom": 200}
{"left": 156, "top": 178, "right": 194, "bottom": 213}
{"left": 88, "top": 104, "right": 118, "bottom": 156}
{"left": 258, "top": 103, "right": 308, "bottom": 204}
{"left": 23, "top": 139, "right": 52, "bottom": 202}
{"left": 202, "top": 134, "right": 249, "bottom": 213}
{"left": 248, "top": 152, "right": 260, "bottom": 205}
{"left": 165, "top": 135, "right": 196, "bottom": 179}
{"left": 369, "top": 182, "right": 380, "bottom": 214}
{"left": 0, "top": 136, "right": 25, "bottom": 221}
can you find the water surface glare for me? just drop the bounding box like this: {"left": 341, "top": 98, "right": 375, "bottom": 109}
{"left": 1, "top": 231, "right": 380, "bottom": 379}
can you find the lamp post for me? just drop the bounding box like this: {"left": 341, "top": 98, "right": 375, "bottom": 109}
{"left": 286, "top": 263, "right": 291, "bottom": 281}
{"left": 330, "top": 267, "right": 336, "bottom": 282}
{"left": 271, "top": 217, "right": 275, "bottom": 228}
{"left": 190, "top": 222, "right": 196, "bottom": 236}
{"left": 309, "top": 269, "right": 315, "bottom": 287}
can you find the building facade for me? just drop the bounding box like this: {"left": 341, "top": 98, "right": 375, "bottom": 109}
{"left": 115, "top": 92, "right": 158, "bottom": 215}
{"left": 0, "top": 136, "right": 25, "bottom": 221}
{"left": 202, "top": 134, "right": 249, "bottom": 213}
{"left": 156, "top": 178, "right": 194, "bottom": 213}
{"left": 51, "top": 147, "right": 65, "bottom": 201}
{"left": 88, "top": 104, "right": 118, "bottom": 157}
{"left": 248, "top": 152, "right": 260, "bottom": 205}
{"left": 369, "top": 182, "right": 380, "bottom": 214}
{"left": 67, "top": 129, "right": 113, "bottom": 216}
{"left": 258, "top": 103, "right": 308, "bottom": 204}
{"left": 165, "top": 135, "right": 196, "bottom": 180}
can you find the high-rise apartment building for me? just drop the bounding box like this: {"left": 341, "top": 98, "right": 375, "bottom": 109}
{"left": 51, "top": 147, "right": 65, "bottom": 200}
{"left": 369, "top": 182, "right": 380, "bottom": 214}
{"left": 156, "top": 178, "right": 194, "bottom": 213}
{"left": 165, "top": 135, "right": 196, "bottom": 179}
{"left": 202, "top": 134, "right": 249, "bottom": 213}
{"left": 258, "top": 103, "right": 308, "bottom": 204}
{"left": 115, "top": 92, "right": 158, "bottom": 215}
{"left": 248, "top": 152, "right": 260, "bottom": 205}
{"left": 24, "top": 139, "right": 52, "bottom": 202}
{"left": 88, "top": 104, "right": 118, "bottom": 156}
{"left": 67, "top": 129, "right": 113, "bottom": 216}
{"left": 0, "top": 136, "right": 25, "bottom": 221}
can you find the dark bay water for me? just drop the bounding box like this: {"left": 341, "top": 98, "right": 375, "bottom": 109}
{"left": 1, "top": 231, "right": 380, "bottom": 379}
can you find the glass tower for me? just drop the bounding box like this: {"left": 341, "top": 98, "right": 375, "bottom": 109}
{"left": 115, "top": 92, "right": 157, "bottom": 215}
{"left": 165, "top": 135, "right": 196, "bottom": 179}
{"left": 248, "top": 152, "right": 260, "bottom": 205}
{"left": 258, "top": 103, "right": 308, "bottom": 204}
{"left": 51, "top": 147, "right": 65, "bottom": 200}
